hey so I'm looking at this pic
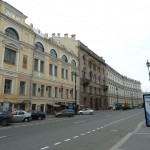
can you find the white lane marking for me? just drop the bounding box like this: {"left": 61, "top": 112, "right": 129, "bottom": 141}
{"left": 111, "top": 130, "right": 118, "bottom": 132}
{"left": 41, "top": 146, "right": 50, "bottom": 150}
{"left": 101, "top": 127, "right": 104, "bottom": 128}
{"left": 74, "top": 120, "right": 85, "bottom": 124}
{"left": 81, "top": 133, "right": 85, "bottom": 135}
{"left": 0, "top": 136, "right": 7, "bottom": 139}
{"left": 135, "top": 132, "right": 150, "bottom": 135}
{"left": 87, "top": 131, "right": 91, "bottom": 134}
{"left": 73, "top": 136, "right": 79, "bottom": 138}
{"left": 92, "top": 130, "right": 96, "bottom": 132}
{"left": 110, "top": 121, "right": 144, "bottom": 150}
{"left": 97, "top": 128, "right": 100, "bottom": 130}
{"left": 64, "top": 139, "right": 71, "bottom": 142}
{"left": 54, "top": 142, "right": 61, "bottom": 145}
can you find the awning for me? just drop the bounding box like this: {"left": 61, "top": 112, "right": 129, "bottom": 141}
{"left": 51, "top": 104, "right": 60, "bottom": 107}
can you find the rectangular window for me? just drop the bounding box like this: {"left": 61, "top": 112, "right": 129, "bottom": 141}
{"left": 61, "top": 89, "right": 63, "bottom": 98}
{"left": 66, "top": 70, "right": 68, "bottom": 79}
{"left": 66, "top": 89, "right": 69, "bottom": 99}
{"left": 49, "top": 64, "right": 53, "bottom": 75}
{"left": 48, "top": 86, "right": 52, "bottom": 97}
{"left": 32, "top": 83, "right": 37, "bottom": 96}
{"left": 19, "top": 81, "right": 26, "bottom": 95}
{"left": 34, "top": 59, "right": 38, "bottom": 71}
{"left": 23, "top": 55, "right": 28, "bottom": 69}
{"left": 54, "top": 66, "right": 57, "bottom": 76}
{"left": 40, "top": 61, "right": 44, "bottom": 73}
{"left": 4, "top": 48, "right": 16, "bottom": 65}
{"left": 41, "top": 85, "right": 45, "bottom": 96}
{"left": 55, "top": 87, "right": 58, "bottom": 98}
{"left": 4, "top": 79, "right": 12, "bottom": 94}
{"left": 61, "top": 69, "right": 64, "bottom": 78}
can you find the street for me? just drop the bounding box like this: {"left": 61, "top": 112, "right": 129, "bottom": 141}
{"left": 0, "top": 109, "right": 145, "bottom": 150}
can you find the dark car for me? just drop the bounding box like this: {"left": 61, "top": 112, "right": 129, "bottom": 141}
{"left": 0, "top": 111, "right": 13, "bottom": 126}
{"left": 55, "top": 109, "right": 75, "bottom": 117}
{"left": 27, "top": 110, "right": 46, "bottom": 120}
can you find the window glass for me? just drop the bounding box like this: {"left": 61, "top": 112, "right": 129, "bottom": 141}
{"left": 71, "top": 60, "right": 76, "bottom": 67}
{"left": 4, "top": 48, "right": 16, "bottom": 65}
{"left": 50, "top": 49, "right": 57, "bottom": 58}
{"left": 5, "top": 27, "right": 19, "bottom": 40}
{"left": 4, "top": 79, "right": 12, "bottom": 94}
{"left": 62, "top": 55, "right": 68, "bottom": 63}
{"left": 35, "top": 42, "right": 44, "bottom": 52}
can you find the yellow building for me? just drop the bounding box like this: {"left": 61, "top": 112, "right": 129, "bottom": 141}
{"left": 0, "top": 1, "right": 79, "bottom": 113}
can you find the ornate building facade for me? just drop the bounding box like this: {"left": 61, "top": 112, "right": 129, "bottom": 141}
{"left": 51, "top": 34, "right": 108, "bottom": 110}
{"left": 107, "top": 65, "right": 143, "bottom": 108}
{"left": 0, "top": 1, "right": 79, "bottom": 113}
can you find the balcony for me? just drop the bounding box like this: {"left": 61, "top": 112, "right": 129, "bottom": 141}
{"left": 103, "top": 85, "right": 108, "bottom": 91}
{"left": 81, "top": 78, "right": 90, "bottom": 85}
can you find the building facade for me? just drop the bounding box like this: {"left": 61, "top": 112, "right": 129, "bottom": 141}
{"left": 107, "top": 65, "right": 143, "bottom": 108}
{"left": 0, "top": 1, "right": 79, "bottom": 113}
{"left": 51, "top": 34, "right": 108, "bottom": 110}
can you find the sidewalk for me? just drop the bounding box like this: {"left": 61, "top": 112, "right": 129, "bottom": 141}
{"left": 111, "top": 121, "right": 150, "bottom": 150}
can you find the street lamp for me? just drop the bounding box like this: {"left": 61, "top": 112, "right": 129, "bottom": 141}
{"left": 131, "top": 92, "right": 133, "bottom": 108}
{"left": 116, "top": 87, "right": 118, "bottom": 106}
{"left": 146, "top": 59, "right": 150, "bottom": 81}
{"left": 72, "top": 72, "right": 78, "bottom": 114}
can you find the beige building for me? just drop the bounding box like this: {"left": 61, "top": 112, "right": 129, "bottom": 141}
{"left": 51, "top": 34, "right": 108, "bottom": 110}
{"left": 0, "top": 1, "right": 79, "bottom": 113}
{"left": 107, "top": 65, "right": 143, "bottom": 108}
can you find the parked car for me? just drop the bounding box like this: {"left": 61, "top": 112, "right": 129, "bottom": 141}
{"left": 78, "top": 108, "right": 94, "bottom": 115}
{"left": 27, "top": 110, "right": 46, "bottom": 120}
{"left": 55, "top": 109, "right": 75, "bottom": 117}
{"left": 0, "top": 111, "right": 13, "bottom": 126}
{"left": 12, "top": 110, "right": 32, "bottom": 122}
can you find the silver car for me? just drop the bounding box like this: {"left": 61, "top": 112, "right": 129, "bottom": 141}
{"left": 12, "top": 110, "right": 32, "bottom": 122}
{"left": 78, "top": 108, "right": 94, "bottom": 115}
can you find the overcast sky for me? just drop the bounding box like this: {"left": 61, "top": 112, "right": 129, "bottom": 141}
{"left": 4, "top": 0, "right": 150, "bottom": 92}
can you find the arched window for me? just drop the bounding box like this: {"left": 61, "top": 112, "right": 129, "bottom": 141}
{"left": 5, "top": 27, "right": 19, "bottom": 40}
{"left": 71, "top": 60, "right": 76, "bottom": 67}
{"left": 50, "top": 49, "right": 57, "bottom": 58}
{"left": 89, "top": 71, "right": 92, "bottom": 81}
{"left": 62, "top": 55, "right": 68, "bottom": 63}
{"left": 35, "top": 42, "right": 44, "bottom": 52}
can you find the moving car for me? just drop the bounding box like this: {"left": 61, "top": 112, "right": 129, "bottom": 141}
{"left": 78, "top": 108, "right": 94, "bottom": 115}
{"left": 12, "top": 110, "right": 32, "bottom": 122}
{"left": 27, "top": 110, "right": 46, "bottom": 120}
{"left": 55, "top": 109, "right": 75, "bottom": 117}
{"left": 0, "top": 111, "right": 13, "bottom": 126}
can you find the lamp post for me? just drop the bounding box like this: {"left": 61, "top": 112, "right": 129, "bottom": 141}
{"left": 131, "top": 92, "right": 133, "bottom": 108}
{"left": 146, "top": 59, "right": 150, "bottom": 80}
{"left": 72, "top": 72, "right": 78, "bottom": 114}
{"left": 116, "top": 87, "right": 118, "bottom": 106}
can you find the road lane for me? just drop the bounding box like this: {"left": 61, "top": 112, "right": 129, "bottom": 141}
{"left": 0, "top": 109, "right": 144, "bottom": 150}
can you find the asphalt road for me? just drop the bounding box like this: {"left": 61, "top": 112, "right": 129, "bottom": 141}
{"left": 0, "top": 109, "right": 145, "bottom": 150}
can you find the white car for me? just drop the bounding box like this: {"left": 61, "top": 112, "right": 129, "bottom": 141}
{"left": 78, "top": 108, "right": 94, "bottom": 115}
{"left": 12, "top": 110, "right": 32, "bottom": 122}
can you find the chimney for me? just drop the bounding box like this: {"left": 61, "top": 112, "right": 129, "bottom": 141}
{"left": 52, "top": 33, "right": 55, "bottom": 37}
{"left": 71, "top": 34, "right": 76, "bottom": 40}
{"left": 57, "top": 33, "right": 60, "bottom": 37}
{"left": 64, "top": 33, "right": 68, "bottom": 38}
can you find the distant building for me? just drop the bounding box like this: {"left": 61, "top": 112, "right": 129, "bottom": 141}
{"left": 107, "top": 65, "right": 143, "bottom": 108}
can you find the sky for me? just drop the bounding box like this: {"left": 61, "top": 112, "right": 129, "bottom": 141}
{"left": 4, "top": 0, "right": 150, "bottom": 92}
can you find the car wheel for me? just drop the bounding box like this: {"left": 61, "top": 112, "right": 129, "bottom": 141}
{"left": 1, "top": 119, "right": 8, "bottom": 126}
{"left": 24, "top": 118, "right": 29, "bottom": 122}
{"left": 90, "top": 112, "right": 93, "bottom": 115}
{"left": 38, "top": 116, "right": 42, "bottom": 120}
{"left": 79, "top": 112, "right": 82, "bottom": 115}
